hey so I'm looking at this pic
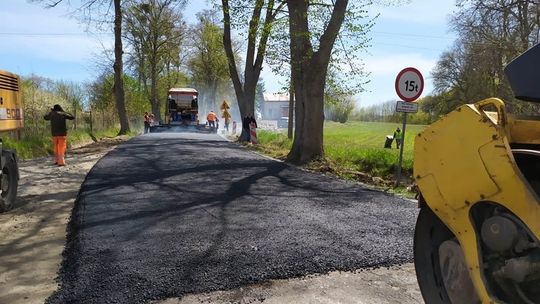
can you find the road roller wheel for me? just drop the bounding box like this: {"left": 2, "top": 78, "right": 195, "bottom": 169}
{"left": 414, "top": 207, "right": 479, "bottom": 304}
{"left": 0, "top": 154, "right": 17, "bottom": 212}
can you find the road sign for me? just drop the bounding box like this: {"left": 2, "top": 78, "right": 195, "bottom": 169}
{"left": 396, "top": 100, "right": 419, "bottom": 113}
{"left": 220, "top": 100, "right": 230, "bottom": 110}
{"left": 394, "top": 67, "right": 423, "bottom": 186}
{"left": 395, "top": 67, "right": 424, "bottom": 102}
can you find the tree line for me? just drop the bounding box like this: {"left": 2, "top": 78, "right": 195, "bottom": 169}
{"left": 35, "top": 0, "right": 536, "bottom": 160}
{"left": 34, "top": 1, "right": 540, "bottom": 162}
{"left": 357, "top": 1, "right": 540, "bottom": 124}
{"left": 32, "top": 0, "right": 237, "bottom": 131}
{"left": 424, "top": 0, "right": 540, "bottom": 117}
{"left": 32, "top": 0, "right": 376, "bottom": 164}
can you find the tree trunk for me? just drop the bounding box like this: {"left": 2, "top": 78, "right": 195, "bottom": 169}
{"left": 289, "top": 67, "right": 325, "bottom": 163}
{"left": 286, "top": 0, "right": 348, "bottom": 164}
{"left": 221, "top": 0, "right": 282, "bottom": 141}
{"left": 287, "top": 78, "right": 294, "bottom": 139}
{"left": 238, "top": 82, "right": 257, "bottom": 140}
{"left": 73, "top": 106, "right": 77, "bottom": 130}
{"left": 150, "top": 63, "right": 160, "bottom": 122}
{"left": 209, "top": 79, "right": 219, "bottom": 112}
{"left": 113, "top": 0, "right": 130, "bottom": 135}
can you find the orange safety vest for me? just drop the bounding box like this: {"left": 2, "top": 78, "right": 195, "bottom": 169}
{"left": 207, "top": 112, "right": 217, "bottom": 121}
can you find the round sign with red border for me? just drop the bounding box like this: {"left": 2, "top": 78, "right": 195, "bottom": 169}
{"left": 395, "top": 67, "right": 424, "bottom": 102}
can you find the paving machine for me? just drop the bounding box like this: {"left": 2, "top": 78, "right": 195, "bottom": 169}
{"left": 167, "top": 87, "right": 199, "bottom": 126}
{"left": 151, "top": 88, "right": 216, "bottom": 133}
{"left": 413, "top": 45, "right": 540, "bottom": 303}
{"left": 0, "top": 70, "right": 23, "bottom": 212}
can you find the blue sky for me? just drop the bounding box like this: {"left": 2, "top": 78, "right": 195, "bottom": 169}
{"left": 2, "top": 0, "right": 457, "bottom": 107}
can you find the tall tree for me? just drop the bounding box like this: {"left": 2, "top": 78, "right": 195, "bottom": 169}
{"left": 431, "top": 0, "right": 540, "bottom": 115}
{"left": 35, "top": 0, "right": 131, "bottom": 134}
{"left": 264, "top": 1, "right": 373, "bottom": 145}
{"left": 113, "top": 0, "right": 130, "bottom": 134}
{"left": 188, "top": 10, "right": 231, "bottom": 114}
{"left": 56, "top": 81, "right": 85, "bottom": 130}
{"left": 286, "top": 0, "right": 348, "bottom": 163}
{"left": 125, "top": 0, "right": 186, "bottom": 122}
{"left": 221, "top": 0, "right": 286, "bottom": 140}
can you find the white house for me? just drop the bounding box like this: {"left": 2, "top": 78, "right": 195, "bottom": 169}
{"left": 262, "top": 93, "right": 290, "bottom": 128}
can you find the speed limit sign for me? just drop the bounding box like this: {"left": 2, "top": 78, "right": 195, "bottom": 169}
{"left": 395, "top": 67, "right": 424, "bottom": 102}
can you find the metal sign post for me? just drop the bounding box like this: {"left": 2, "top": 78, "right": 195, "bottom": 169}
{"left": 396, "top": 112, "right": 407, "bottom": 186}
{"left": 394, "top": 67, "right": 424, "bottom": 186}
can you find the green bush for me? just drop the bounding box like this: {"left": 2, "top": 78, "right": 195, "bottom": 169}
{"left": 1, "top": 128, "right": 125, "bottom": 160}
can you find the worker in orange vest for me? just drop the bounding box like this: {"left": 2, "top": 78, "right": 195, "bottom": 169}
{"left": 207, "top": 111, "right": 219, "bottom": 130}
{"left": 44, "top": 104, "right": 75, "bottom": 166}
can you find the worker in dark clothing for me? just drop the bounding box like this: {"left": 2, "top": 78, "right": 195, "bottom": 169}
{"left": 242, "top": 113, "right": 257, "bottom": 142}
{"left": 249, "top": 114, "right": 257, "bottom": 128}
{"left": 168, "top": 98, "right": 178, "bottom": 122}
{"left": 242, "top": 114, "right": 251, "bottom": 141}
{"left": 144, "top": 112, "right": 150, "bottom": 133}
{"left": 44, "top": 104, "right": 75, "bottom": 166}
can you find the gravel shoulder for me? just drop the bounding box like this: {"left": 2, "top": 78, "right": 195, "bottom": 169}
{"left": 0, "top": 138, "right": 126, "bottom": 304}
{"left": 164, "top": 264, "right": 421, "bottom": 304}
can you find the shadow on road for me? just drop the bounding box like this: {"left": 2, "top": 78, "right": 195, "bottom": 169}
{"left": 48, "top": 133, "right": 418, "bottom": 304}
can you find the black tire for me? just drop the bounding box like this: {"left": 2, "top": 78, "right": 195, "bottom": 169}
{"left": 414, "top": 206, "right": 454, "bottom": 304}
{"left": 0, "top": 155, "right": 18, "bottom": 212}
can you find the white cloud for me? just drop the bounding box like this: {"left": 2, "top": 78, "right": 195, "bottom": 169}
{"left": 1, "top": 1, "right": 113, "bottom": 63}
{"left": 260, "top": 63, "right": 289, "bottom": 94}
{"left": 2, "top": 3, "right": 80, "bottom": 32}
{"left": 355, "top": 53, "right": 438, "bottom": 107}
{"left": 365, "top": 53, "right": 437, "bottom": 77}
{"left": 4, "top": 35, "right": 110, "bottom": 63}
{"left": 371, "top": 0, "right": 457, "bottom": 25}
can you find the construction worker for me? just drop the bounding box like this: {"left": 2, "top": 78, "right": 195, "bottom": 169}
{"left": 144, "top": 112, "right": 150, "bottom": 133}
{"left": 224, "top": 116, "right": 231, "bottom": 132}
{"left": 393, "top": 127, "right": 403, "bottom": 149}
{"left": 207, "top": 111, "right": 218, "bottom": 130}
{"left": 242, "top": 114, "right": 251, "bottom": 141}
{"left": 222, "top": 107, "right": 231, "bottom": 132}
{"left": 44, "top": 104, "right": 75, "bottom": 166}
{"left": 168, "top": 98, "right": 178, "bottom": 122}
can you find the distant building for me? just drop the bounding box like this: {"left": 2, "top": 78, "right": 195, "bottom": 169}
{"left": 262, "top": 93, "right": 291, "bottom": 128}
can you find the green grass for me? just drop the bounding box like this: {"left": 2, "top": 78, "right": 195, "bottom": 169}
{"left": 254, "top": 121, "right": 427, "bottom": 186}
{"left": 256, "top": 130, "right": 293, "bottom": 159}
{"left": 3, "top": 136, "right": 51, "bottom": 159}
{"left": 324, "top": 121, "right": 425, "bottom": 177}
{"left": 2, "top": 128, "right": 131, "bottom": 160}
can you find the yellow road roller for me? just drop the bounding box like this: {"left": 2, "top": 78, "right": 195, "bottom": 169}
{"left": 414, "top": 45, "right": 540, "bottom": 303}
{"left": 0, "top": 70, "right": 23, "bottom": 212}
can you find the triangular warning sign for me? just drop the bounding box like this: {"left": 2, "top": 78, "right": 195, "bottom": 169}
{"left": 220, "top": 100, "right": 230, "bottom": 110}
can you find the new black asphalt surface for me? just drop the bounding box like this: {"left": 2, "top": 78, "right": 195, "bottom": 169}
{"left": 47, "top": 132, "right": 418, "bottom": 304}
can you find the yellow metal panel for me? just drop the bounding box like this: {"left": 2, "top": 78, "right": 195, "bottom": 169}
{"left": 415, "top": 103, "right": 500, "bottom": 209}
{"left": 507, "top": 118, "right": 540, "bottom": 144}
{"left": 415, "top": 98, "right": 540, "bottom": 303}
{"left": 479, "top": 135, "right": 540, "bottom": 238}
{"left": 0, "top": 70, "right": 24, "bottom": 131}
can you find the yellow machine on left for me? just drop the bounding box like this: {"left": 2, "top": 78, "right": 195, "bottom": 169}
{"left": 0, "top": 70, "right": 23, "bottom": 212}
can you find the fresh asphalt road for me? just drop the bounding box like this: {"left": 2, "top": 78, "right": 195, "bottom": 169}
{"left": 47, "top": 132, "right": 418, "bottom": 304}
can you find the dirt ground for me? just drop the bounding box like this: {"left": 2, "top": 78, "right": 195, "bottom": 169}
{"left": 0, "top": 136, "right": 423, "bottom": 304}
{"left": 160, "top": 264, "right": 422, "bottom": 304}
{"left": 0, "top": 137, "right": 126, "bottom": 304}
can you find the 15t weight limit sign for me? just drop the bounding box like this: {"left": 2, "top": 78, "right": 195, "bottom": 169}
{"left": 395, "top": 67, "right": 424, "bottom": 102}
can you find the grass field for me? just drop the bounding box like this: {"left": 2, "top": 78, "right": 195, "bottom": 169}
{"left": 255, "top": 120, "right": 427, "bottom": 186}
{"left": 3, "top": 128, "right": 129, "bottom": 159}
